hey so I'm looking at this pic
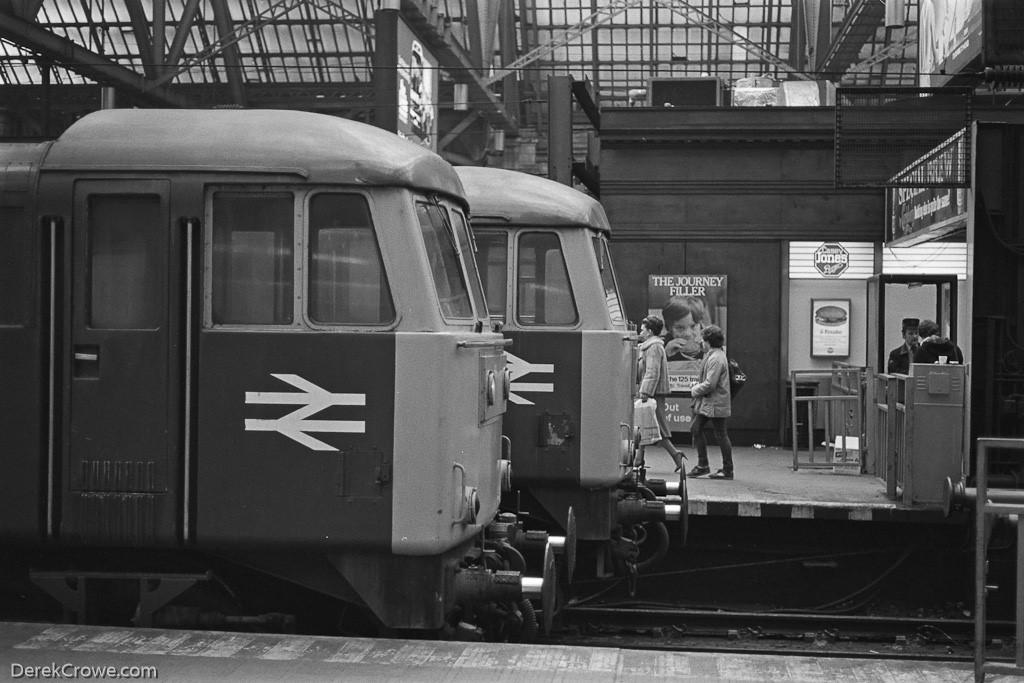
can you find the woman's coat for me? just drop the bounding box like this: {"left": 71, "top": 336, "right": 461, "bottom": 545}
{"left": 638, "top": 336, "right": 671, "bottom": 397}
{"left": 690, "top": 346, "right": 732, "bottom": 418}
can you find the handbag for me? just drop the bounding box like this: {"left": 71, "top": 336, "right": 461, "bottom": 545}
{"left": 728, "top": 357, "right": 747, "bottom": 396}
{"left": 633, "top": 398, "right": 661, "bottom": 446}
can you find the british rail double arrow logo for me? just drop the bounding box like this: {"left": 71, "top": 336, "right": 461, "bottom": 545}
{"left": 244, "top": 374, "right": 365, "bottom": 451}
{"left": 505, "top": 353, "right": 555, "bottom": 406}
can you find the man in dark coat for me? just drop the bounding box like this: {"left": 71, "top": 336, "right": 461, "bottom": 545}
{"left": 913, "top": 319, "right": 965, "bottom": 365}
{"left": 886, "top": 317, "right": 920, "bottom": 374}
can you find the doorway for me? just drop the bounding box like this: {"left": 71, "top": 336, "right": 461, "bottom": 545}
{"left": 866, "top": 274, "right": 958, "bottom": 374}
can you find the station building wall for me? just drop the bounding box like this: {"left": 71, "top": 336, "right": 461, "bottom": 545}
{"left": 600, "top": 107, "right": 884, "bottom": 446}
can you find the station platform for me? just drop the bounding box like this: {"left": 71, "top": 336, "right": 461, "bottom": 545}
{"left": 0, "top": 621, "right": 988, "bottom": 681}
{"left": 643, "top": 446, "right": 950, "bottom": 523}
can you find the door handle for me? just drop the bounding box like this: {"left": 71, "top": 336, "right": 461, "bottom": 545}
{"left": 73, "top": 345, "right": 100, "bottom": 378}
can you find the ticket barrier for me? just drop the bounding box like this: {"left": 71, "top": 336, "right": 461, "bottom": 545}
{"left": 904, "top": 363, "right": 967, "bottom": 504}
{"left": 871, "top": 363, "right": 967, "bottom": 505}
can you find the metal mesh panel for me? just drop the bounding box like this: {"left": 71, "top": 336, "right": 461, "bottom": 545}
{"left": 835, "top": 87, "right": 972, "bottom": 188}
{"left": 984, "top": 0, "right": 1024, "bottom": 66}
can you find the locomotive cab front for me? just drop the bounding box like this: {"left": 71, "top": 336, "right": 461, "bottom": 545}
{"left": 0, "top": 110, "right": 553, "bottom": 637}
{"left": 457, "top": 168, "right": 680, "bottom": 581}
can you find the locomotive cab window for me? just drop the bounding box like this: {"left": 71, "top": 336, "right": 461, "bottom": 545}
{"left": 0, "top": 208, "right": 31, "bottom": 327}
{"left": 415, "top": 201, "right": 473, "bottom": 320}
{"left": 592, "top": 234, "right": 625, "bottom": 326}
{"left": 516, "top": 232, "right": 577, "bottom": 326}
{"left": 447, "top": 208, "right": 489, "bottom": 323}
{"left": 211, "top": 192, "right": 294, "bottom": 325}
{"left": 308, "top": 193, "right": 395, "bottom": 325}
{"left": 89, "top": 195, "right": 163, "bottom": 329}
{"left": 473, "top": 232, "right": 508, "bottom": 321}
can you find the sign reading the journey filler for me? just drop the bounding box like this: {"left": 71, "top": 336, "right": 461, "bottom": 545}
{"left": 648, "top": 274, "right": 728, "bottom": 433}
{"left": 647, "top": 275, "right": 728, "bottom": 393}
{"left": 396, "top": 16, "right": 438, "bottom": 150}
{"left": 811, "top": 299, "right": 851, "bottom": 357}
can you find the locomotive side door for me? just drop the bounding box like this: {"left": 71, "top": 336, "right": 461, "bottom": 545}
{"left": 62, "top": 180, "right": 181, "bottom": 544}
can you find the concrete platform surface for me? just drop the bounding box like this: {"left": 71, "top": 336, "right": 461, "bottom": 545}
{"left": 0, "top": 621, "right": 1002, "bottom": 682}
{"left": 640, "top": 445, "right": 947, "bottom": 522}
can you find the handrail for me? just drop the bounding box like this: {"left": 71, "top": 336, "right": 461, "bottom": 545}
{"left": 182, "top": 218, "right": 195, "bottom": 543}
{"left": 45, "top": 217, "right": 60, "bottom": 540}
{"left": 973, "top": 437, "right": 1024, "bottom": 682}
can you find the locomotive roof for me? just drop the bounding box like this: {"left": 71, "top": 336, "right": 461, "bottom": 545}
{"left": 44, "top": 109, "right": 466, "bottom": 202}
{"left": 455, "top": 166, "right": 610, "bottom": 233}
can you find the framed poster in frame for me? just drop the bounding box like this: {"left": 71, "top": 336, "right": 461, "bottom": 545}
{"left": 811, "top": 299, "right": 850, "bottom": 357}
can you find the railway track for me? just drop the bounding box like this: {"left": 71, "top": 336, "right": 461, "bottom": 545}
{"left": 542, "top": 604, "right": 1017, "bottom": 662}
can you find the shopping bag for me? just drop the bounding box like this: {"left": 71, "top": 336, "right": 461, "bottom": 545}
{"left": 633, "top": 398, "right": 661, "bottom": 446}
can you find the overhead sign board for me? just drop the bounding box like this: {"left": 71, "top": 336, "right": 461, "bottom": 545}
{"left": 396, "top": 16, "right": 438, "bottom": 150}
{"left": 886, "top": 129, "right": 970, "bottom": 246}
{"left": 886, "top": 186, "right": 968, "bottom": 246}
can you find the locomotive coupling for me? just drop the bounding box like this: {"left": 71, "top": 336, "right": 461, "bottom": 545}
{"left": 944, "top": 476, "right": 1024, "bottom": 518}
{"left": 641, "top": 478, "right": 680, "bottom": 496}
{"left": 617, "top": 498, "right": 669, "bottom": 525}
{"left": 488, "top": 513, "right": 549, "bottom": 550}
{"left": 453, "top": 567, "right": 527, "bottom": 604}
{"left": 488, "top": 510, "right": 578, "bottom": 584}
{"left": 453, "top": 545, "right": 557, "bottom": 634}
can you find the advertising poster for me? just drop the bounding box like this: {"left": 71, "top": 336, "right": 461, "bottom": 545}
{"left": 396, "top": 17, "right": 438, "bottom": 150}
{"left": 919, "top": 0, "right": 982, "bottom": 87}
{"left": 648, "top": 275, "right": 728, "bottom": 433}
{"left": 811, "top": 299, "right": 851, "bottom": 357}
{"left": 647, "top": 273, "right": 728, "bottom": 390}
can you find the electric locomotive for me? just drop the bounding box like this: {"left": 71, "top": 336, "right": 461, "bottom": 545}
{"left": 0, "top": 109, "right": 553, "bottom": 636}
{"left": 456, "top": 167, "right": 685, "bottom": 580}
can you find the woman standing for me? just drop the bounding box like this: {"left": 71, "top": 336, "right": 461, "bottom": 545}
{"left": 688, "top": 325, "right": 734, "bottom": 480}
{"left": 637, "top": 315, "right": 686, "bottom": 471}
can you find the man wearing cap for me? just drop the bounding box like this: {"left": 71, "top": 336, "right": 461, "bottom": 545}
{"left": 887, "top": 318, "right": 920, "bottom": 374}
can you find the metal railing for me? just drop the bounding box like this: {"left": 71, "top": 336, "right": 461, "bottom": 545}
{"left": 973, "top": 437, "right": 1024, "bottom": 682}
{"left": 790, "top": 366, "right": 865, "bottom": 471}
{"left": 871, "top": 372, "right": 911, "bottom": 500}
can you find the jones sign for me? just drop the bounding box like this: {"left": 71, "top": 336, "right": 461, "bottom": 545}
{"left": 813, "top": 242, "right": 850, "bottom": 277}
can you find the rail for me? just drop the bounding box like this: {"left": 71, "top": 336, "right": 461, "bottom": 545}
{"left": 973, "top": 437, "right": 1024, "bottom": 682}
